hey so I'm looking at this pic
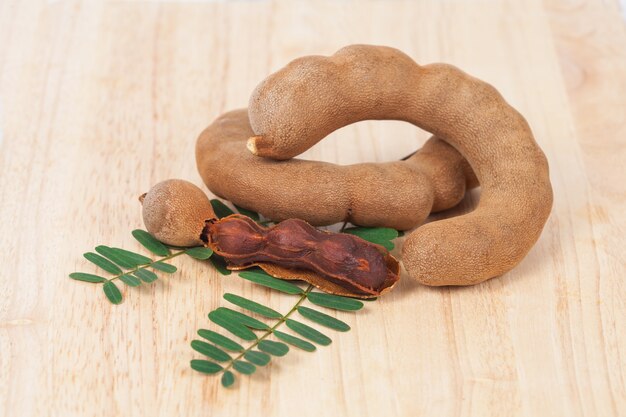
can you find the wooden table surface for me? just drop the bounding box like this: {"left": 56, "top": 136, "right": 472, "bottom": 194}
{"left": 1, "top": 0, "right": 625, "bottom": 416}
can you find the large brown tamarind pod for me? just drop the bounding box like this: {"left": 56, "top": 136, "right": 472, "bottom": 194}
{"left": 196, "top": 109, "right": 477, "bottom": 230}
{"left": 246, "top": 44, "right": 553, "bottom": 286}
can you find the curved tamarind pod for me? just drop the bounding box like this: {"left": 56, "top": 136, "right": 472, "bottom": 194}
{"left": 201, "top": 214, "right": 399, "bottom": 298}
{"left": 247, "top": 44, "right": 553, "bottom": 286}
{"left": 196, "top": 109, "right": 477, "bottom": 230}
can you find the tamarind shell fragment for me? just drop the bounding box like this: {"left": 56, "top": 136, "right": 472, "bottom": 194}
{"left": 201, "top": 215, "right": 400, "bottom": 298}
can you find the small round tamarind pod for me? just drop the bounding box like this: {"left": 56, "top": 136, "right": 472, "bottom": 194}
{"left": 246, "top": 44, "right": 553, "bottom": 286}
{"left": 196, "top": 109, "right": 477, "bottom": 230}
{"left": 140, "top": 179, "right": 217, "bottom": 247}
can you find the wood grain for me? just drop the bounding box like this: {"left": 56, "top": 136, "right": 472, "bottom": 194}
{"left": 0, "top": 0, "right": 624, "bottom": 416}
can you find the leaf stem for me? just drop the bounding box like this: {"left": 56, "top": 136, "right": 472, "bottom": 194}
{"left": 221, "top": 284, "right": 315, "bottom": 373}
{"left": 107, "top": 249, "right": 188, "bottom": 282}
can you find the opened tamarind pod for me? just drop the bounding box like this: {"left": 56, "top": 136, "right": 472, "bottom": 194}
{"left": 246, "top": 44, "right": 553, "bottom": 286}
{"left": 196, "top": 109, "right": 477, "bottom": 230}
{"left": 201, "top": 214, "right": 400, "bottom": 298}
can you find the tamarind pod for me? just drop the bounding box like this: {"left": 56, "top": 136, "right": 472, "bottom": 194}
{"left": 201, "top": 214, "right": 399, "bottom": 298}
{"left": 196, "top": 109, "right": 476, "bottom": 230}
{"left": 247, "top": 44, "right": 553, "bottom": 286}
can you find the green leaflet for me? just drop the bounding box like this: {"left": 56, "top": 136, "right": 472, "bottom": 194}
{"left": 221, "top": 371, "right": 235, "bottom": 387}
{"left": 233, "top": 204, "right": 260, "bottom": 221}
{"left": 342, "top": 226, "right": 398, "bottom": 250}
{"left": 151, "top": 261, "right": 177, "bottom": 273}
{"left": 244, "top": 351, "right": 271, "bottom": 366}
{"left": 209, "top": 255, "right": 232, "bottom": 275}
{"left": 94, "top": 246, "right": 136, "bottom": 269}
{"left": 208, "top": 311, "right": 257, "bottom": 341}
{"left": 103, "top": 281, "right": 122, "bottom": 304}
{"left": 307, "top": 292, "right": 364, "bottom": 311}
{"left": 190, "top": 359, "right": 223, "bottom": 374}
{"left": 258, "top": 340, "right": 289, "bottom": 357}
{"left": 69, "top": 272, "right": 106, "bottom": 283}
{"left": 273, "top": 330, "right": 316, "bottom": 352}
{"left": 233, "top": 360, "right": 256, "bottom": 375}
{"left": 191, "top": 340, "right": 231, "bottom": 362}
{"left": 239, "top": 270, "right": 303, "bottom": 295}
{"left": 210, "top": 199, "right": 235, "bottom": 219}
{"left": 197, "top": 329, "right": 243, "bottom": 352}
{"left": 131, "top": 229, "right": 170, "bottom": 256}
{"left": 223, "top": 293, "right": 282, "bottom": 319}
{"left": 285, "top": 319, "right": 332, "bottom": 346}
{"left": 109, "top": 247, "right": 153, "bottom": 265}
{"left": 185, "top": 247, "right": 213, "bottom": 260}
{"left": 83, "top": 252, "right": 122, "bottom": 275}
{"left": 119, "top": 274, "right": 141, "bottom": 287}
{"left": 134, "top": 269, "right": 158, "bottom": 283}
{"left": 213, "top": 308, "right": 269, "bottom": 330}
{"left": 297, "top": 306, "right": 350, "bottom": 332}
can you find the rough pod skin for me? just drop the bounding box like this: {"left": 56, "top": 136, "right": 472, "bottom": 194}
{"left": 245, "top": 44, "right": 553, "bottom": 286}
{"left": 140, "top": 179, "right": 216, "bottom": 247}
{"left": 197, "top": 110, "right": 477, "bottom": 230}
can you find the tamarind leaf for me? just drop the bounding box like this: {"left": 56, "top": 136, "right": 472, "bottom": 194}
{"left": 221, "top": 371, "right": 235, "bottom": 388}
{"left": 244, "top": 351, "right": 271, "bottom": 366}
{"left": 191, "top": 340, "right": 231, "bottom": 362}
{"left": 185, "top": 247, "right": 213, "bottom": 260}
{"left": 285, "top": 319, "right": 332, "bottom": 346}
{"left": 151, "top": 261, "right": 177, "bottom": 273}
{"left": 190, "top": 359, "right": 223, "bottom": 374}
{"left": 69, "top": 272, "right": 107, "bottom": 283}
{"left": 258, "top": 340, "right": 289, "bottom": 357}
{"left": 210, "top": 199, "right": 235, "bottom": 219}
{"left": 233, "top": 204, "right": 260, "bottom": 221}
{"left": 209, "top": 255, "right": 232, "bottom": 275}
{"left": 239, "top": 270, "right": 303, "bottom": 295}
{"left": 119, "top": 274, "right": 141, "bottom": 287}
{"left": 197, "top": 329, "right": 244, "bottom": 352}
{"left": 233, "top": 360, "right": 256, "bottom": 375}
{"left": 208, "top": 311, "right": 257, "bottom": 341}
{"left": 103, "top": 281, "right": 122, "bottom": 304}
{"left": 223, "top": 293, "right": 282, "bottom": 319}
{"left": 297, "top": 306, "right": 350, "bottom": 332}
{"left": 306, "top": 292, "right": 364, "bottom": 311}
{"left": 131, "top": 229, "right": 170, "bottom": 256}
{"left": 213, "top": 307, "right": 270, "bottom": 330}
{"left": 108, "top": 247, "right": 153, "bottom": 265}
{"left": 95, "top": 246, "right": 136, "bottom": 269}
{"left": 134, "top": 269, "right": 158, "bottom": 283}
{"left": 83, "top": 252, "right": 122, "bottom": 275}
{"left": 273, "top": 330, "right": 316, "bottom": 352}
{"left": 342, "top": 227, "right": 398, "bottom": 250}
